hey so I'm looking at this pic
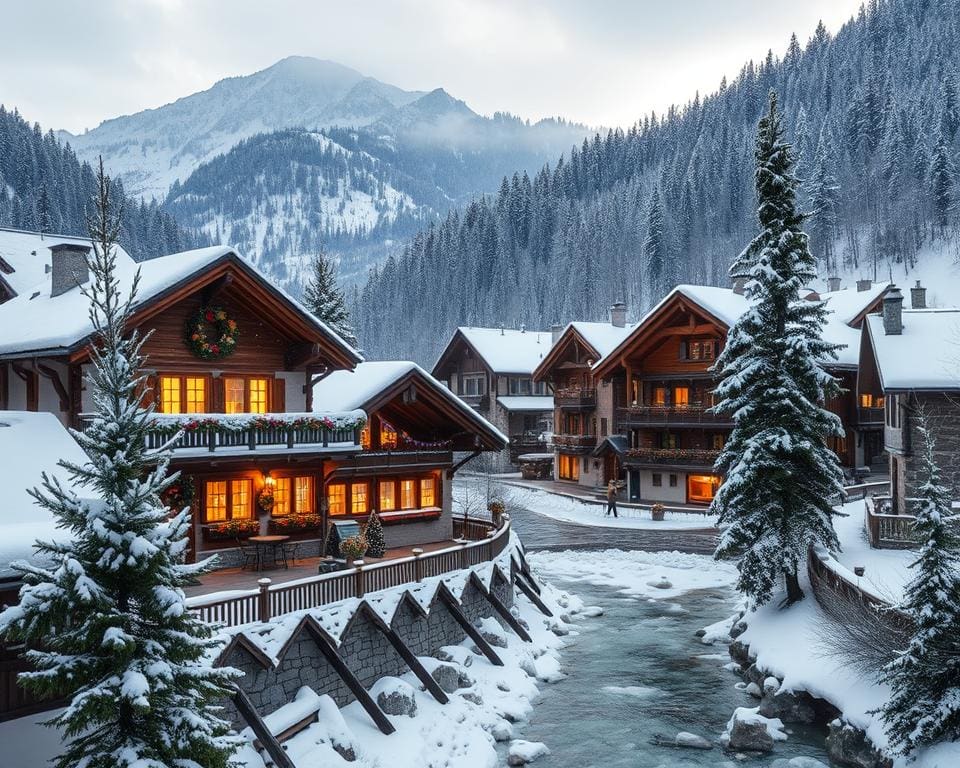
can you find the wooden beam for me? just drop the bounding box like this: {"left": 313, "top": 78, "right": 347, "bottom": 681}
{"left": 36, "top": 364, "right": 69, "bottom": 412}
{"left": 479, "top": 579, "right": 532, "bottom": 642}
{"left": 230, "top": 685, "right": 297, "bottom": 768}
{"left": 285, "top": 342, "right": 322, "bottom": 371}
{"left": 200, "top": 272, "right": 234, "bottom": 305}
{"left": 515, "top": 572, "right": 553, "bottom": 617}
{"left": 366, "top": 611, "right": 449, "bottom": 704}
{"left": 438, "top": 589, "right": 504, "bottom": 666}
{"left": 0, "top": 363, "right": 7, "bottom": 410}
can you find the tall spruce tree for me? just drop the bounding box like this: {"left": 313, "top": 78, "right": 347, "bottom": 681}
{"left": 303, "top": 247, "right": 358, "bottom": 348}
{"left": 644, "top": 188, "right": 668, "bottom": 295}
{"left": 710, "top": 91, "right": 845, "bottom": 606}
{"left": 880, "top": 414, "right": 960, "bottom": 755}
{"left": 0, "top": 160, "right": 239, "bottom": 768}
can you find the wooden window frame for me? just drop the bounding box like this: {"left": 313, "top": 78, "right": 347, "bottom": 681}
{"left": 222, "top": 374, "right": 274, "bottom": 414}
{"left": 687, "top": 474, "right": 720, "bottom": 503}
{"left": 202, "top": 477, "right": 254, "bottom": 523}
{"left": 270, "top": 474, "right": 315, "bottom": 517}
{"left": 327, "top": 475, "right": 441, "bottom": 517}
{"left": 157, "top": 372, "right": 212, "bottom": 415}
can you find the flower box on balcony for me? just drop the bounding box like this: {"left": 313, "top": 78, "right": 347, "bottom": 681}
{"left": 204, "top": 519, "right": 259, "bottom": 541}
{"left": 268, "top": 513, "right": 323, "bottom": 535}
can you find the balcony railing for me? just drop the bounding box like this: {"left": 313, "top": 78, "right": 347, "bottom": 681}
{"left": 127, "top": 412, "right": 365, "bottom": 455}
{"left": 457, "top": 393, "right": 490, "bottom": 409}
{"left": 617, "top": 404, "right": 733, "bottom": 427}
{"left": 552, "top": 433, "right": 597, "bottom": 449}
{"left": 624, "top": 447, "right": 720, "bottom": 467}
{"left": 554, "top": 387, "right": 597, "bottom": 409}
{"left": 856, "top": 406, "right": 885, "bottom": 425}
{"left": 865, "top": 495, "right": 919, "bottom": 549}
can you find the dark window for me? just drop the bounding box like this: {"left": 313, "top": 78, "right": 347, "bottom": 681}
{"left": 600, "top": 418, "right": 608, "bottom": 437}
{"left": 669, "top": 474, "right": 678, "bottom": 487}
{"left": 652, "top": 473, "right": 662, "bottom": 487}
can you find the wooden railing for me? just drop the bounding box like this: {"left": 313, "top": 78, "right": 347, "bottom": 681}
{"left": 865, "top": 495, "right": 919, "bottom": 549}
{"left": 855, "top": 406, "right": 885, "bottom": 425}
{"left": 554, "top": 388, "right": 596, "bottom": 408}
{"left": 186, "top": 518, "right": 512, "bottom": 628}
{"left": 624, "top": 447, "right": 720, "bottom": 466}
{"left": 552, "top": 433, "right": 597, "bottom": 448}
{"left": 617, "top": 404, "right": 733, "bottom": 427}
{"left": 144, "top": 424, "right": 360, "bottom": 454}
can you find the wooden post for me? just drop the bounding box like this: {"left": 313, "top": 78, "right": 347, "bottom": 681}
{"left": 258, "top": 577, "right": 272, "bottom": 623}
{"left": 459, "top": 537, "right": 468, "bottom": 569}
{"left": 231, "top": 686, "right": 296, "bottom": 768}
{"left": 354, "top": 560, "right": 365, "bottom": 596}
{"left": 412, "top": 548, "right": 423, "bottom": 581}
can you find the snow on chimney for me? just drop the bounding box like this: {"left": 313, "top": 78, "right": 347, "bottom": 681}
{"left": 827, "top": 276, "right": 841, "bottom": 292}
{"left": 551, "top": 324, "right": 563, "bottom": 344}
{"left": 49, "top": 243, "right": 90, "bottom": 297}
{"left": 910, "top": 280, "right": 927, "bottom": 309}
{"left": 856, "top": 279, "right": 873, "bottom": 293}
{"left": 610, "top": 301, "right": 626, "bottom": 328}
{"left": 882, "top": 286, "right": 903, "bottom": 335}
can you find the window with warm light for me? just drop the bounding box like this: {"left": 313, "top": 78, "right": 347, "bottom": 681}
{"left": 249, "top": 378, "right": 268, "bottom": 413}
{"left": 674, "top": 387, "right": 689, "bottom": 407}
{"left": 380, "top": 424, "right": 398, "bottom": 450}
{"left": 160, "top": 376, "right": 182, "bottom": 414}
{"left": 420, "top": 477, "right": 436, "bottom": 507}
{"left": 328, "top": 483, "right": 346, "bottom": 516}
{"left": 652, "top": 387, "right": 668, "bottom": 406}
{"left": 710, "top": 433, "right": 726, "bottom": 450}
{"left": 379, "top": 480, "right": 396, "bottom": 511}
{"left": 295, "top": 477, "right": 313, "bottom": 513}
{"left": 273, "top": 477, "right": 291, "bottom": 516}
{"left": 231, "top": 479, "right": 252, "bottom": 519}
{"left": 351, "top": 482, "right": 369, "bottom": 514}
{"left": 224, "top": 378, "right": 245, "bottom": 414}
{"left": 205, "top": 481, "right": 227, "bottom": 522}
{"left": 185, "top": 377, "right": 205, "bottom": 412}
{"left": 688, "top": 474, "right": 720, "bottom": 503}
{"left": 400, "top": 479, "right": 416, "bottom": 509}
{"left": 558, "top": 453, "right": 579, "bottom": 481}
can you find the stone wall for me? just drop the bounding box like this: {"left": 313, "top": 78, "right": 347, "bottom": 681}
{"left": 218, "top": 564, "right": 516, "bottom": 729}
{"left": 897, "top": 392, "right": 960, "bottom": 507}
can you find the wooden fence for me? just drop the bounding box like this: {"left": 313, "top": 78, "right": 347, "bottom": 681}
{"left": 186, "top": 517, "right": 512, "bottom": 627}
{"left": 864, "top": 495, "right": 918, "bottom": 549}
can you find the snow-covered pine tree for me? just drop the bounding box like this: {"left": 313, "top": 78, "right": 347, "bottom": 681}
{"left": 880, "top": 413, "right": 960, "bottom": 755}
{"left": 710, "top": 91, "right": 845, "bottom": 607}
{"left": 0, "top": 159, "right": 239, "bottom": 768}
{"left": 930, "top": 132, "right": 955, "bottom": 235}
{"left": 303, "top": 247, "right": 358, "bottom": 348}
{"left": 364, "top": 509, "right": 386, "bottom": 559}
{"left": 644, "top": 187, "right": 667, "bottom": 295}
{"left": 806, "top": 125, "right": 841, "bottom": 271}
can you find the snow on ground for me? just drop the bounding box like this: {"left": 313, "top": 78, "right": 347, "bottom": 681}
{"left": 503, "top": 484, "right": 719, "bottom": 530}
{"left": 528, "top": 548, "right": 738, "bottom": 600}
{"left": 236, "top": 577, "right": 588, "bottom": 768}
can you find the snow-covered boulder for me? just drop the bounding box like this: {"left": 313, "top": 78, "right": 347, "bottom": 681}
{"left": 759, "top": 686, "right": 818, "bottom": 724}
{"left": 430, "top": 662, "right": 462, "bottom": 694}
{"left": 533, "top": 653, "right": 565, "bottom": 683}
{"left": 371, "top": 677, "right": 417, "bottom": 717}
{"left": 674, "top": 732, "right": 714, "bottom": 750}
{"left": 647, "top": 576, "right": 673, "bottom": 589}
{"left": 723, "top": 707, "right": 787, "bottom": 753}
{"left": 435, "top": 645, "right": 474, "bottom": 667}
{"left": 490, "top": 719, "right": 513, "bottom": 742}
{"left": 825, "top": 720, "right": 893, "bottom": 768}
{"left": 507, "top": 739, "right": 550, "bottom": 765}
{"left": 581, "top": 605, "right": 604, "bottom": 617}
{"left": 729, "top": 639, "right": 752, "bottom": 665}
{"left": 477, "top": 617, "right": 509, "bottom": 648}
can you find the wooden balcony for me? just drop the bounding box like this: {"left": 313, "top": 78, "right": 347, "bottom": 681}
{"left": 457, "top": 393, "right": 490, "bottom": 410}
{"left": 624, "top": 447, "right": 720, "bottom": 468}
{"left": 338, "top": 449, "right": 453, "bottom": 472}
{"left": 865, "top": 495, "right": 919, "bottom": 549}
{"left": 121, "top": 413, "right": 364, "bottom": 456}
{"left": 554, "top": 387, "right": 597, "bottom": 410}
{"left": 509, "top": 435, "right": 549, "bottom": 462}
{"left": 552, "top": 433, "right": 597, "bottom": 451}
{"left": 617, "top": 404, "right": 733, "bottom": 428}
{"left": 856, "top": 406, "right": 885, "bottom": 425}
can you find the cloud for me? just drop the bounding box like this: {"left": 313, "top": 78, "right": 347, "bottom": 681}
{"left": 2, "top": 0, "right": 862, "bottom": 134}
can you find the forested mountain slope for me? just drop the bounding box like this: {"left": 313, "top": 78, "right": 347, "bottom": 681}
{"left": 0, "top": 106, "right": 199, "bottom": 260}
{"left": 354, "top": 0, "right": 960, "bottom": 365}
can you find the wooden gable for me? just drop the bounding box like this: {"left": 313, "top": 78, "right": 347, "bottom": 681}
{"left": 431, "top": 330, "right": 491, "bottom": 380}
{"left": 532, "top": 327, "right": 601, "bottom": 384}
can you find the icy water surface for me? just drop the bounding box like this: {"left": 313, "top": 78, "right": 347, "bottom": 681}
{"left": 507, "top": 577, "right": 831, "bottom": 767}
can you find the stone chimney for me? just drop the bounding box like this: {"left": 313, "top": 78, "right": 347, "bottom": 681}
{"left": 731, "top": 276, "right": 747, "bottom": 296}
{"left": 910, "top": 280, "right": 927, "bottom": 310}
{"left": 856, "top": 278, "right": 873, "bottom": 293}
{"left": 610, "top": 301, "right": 626, "bottom": 328}
{"left": 882, "top": 286, "right": 903, "bottom": 335}
{"left": 551, "top": 323, "right": 563, "bottom": 344}
{"left": 827, "top": 276, "right": 841, "bottom": 292}
{"left": 49, "top": 243, "right": 90, "bottom": 297}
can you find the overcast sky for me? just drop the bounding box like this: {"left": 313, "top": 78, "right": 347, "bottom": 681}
{"left": 7, "top": 0, "right": 863, "bottom": 134}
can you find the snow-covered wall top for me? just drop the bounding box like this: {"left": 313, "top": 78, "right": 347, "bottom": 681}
{"left": 866, "top": 309, "right": 960, "bottom": 390}
{"left": 450, "top": 327, "right": 552, "bottom": 375}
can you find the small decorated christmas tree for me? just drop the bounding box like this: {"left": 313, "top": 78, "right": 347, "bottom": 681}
{"left": 364, "top": 510, "right": 386, "bottom": 558}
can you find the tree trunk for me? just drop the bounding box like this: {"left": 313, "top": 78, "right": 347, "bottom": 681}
{"left": 783, "top": 570, "right": 805, "bottom": 606}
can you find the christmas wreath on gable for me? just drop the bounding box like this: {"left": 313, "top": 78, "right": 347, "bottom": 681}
{"left": 184, "top": 306, "right": 239, "bottom": 360}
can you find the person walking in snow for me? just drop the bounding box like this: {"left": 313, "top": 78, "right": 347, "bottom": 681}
{"left": 606, "top": 479, "right": 624, "bottom": 517}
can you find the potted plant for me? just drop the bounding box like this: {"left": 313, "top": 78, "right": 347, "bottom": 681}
{"left": 340, "top": 534, "right": 368, "bottom": 562}
{"left": 651, "top": 503, "right": 666, "bottom": 522}
{"left": 488, "top": 499, "right": 506, "bottom": 526}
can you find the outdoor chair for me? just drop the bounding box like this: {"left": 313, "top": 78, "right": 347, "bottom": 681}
{"left": 282, "top": 541, "right": 299, "bottom": 567}
{"left": 237, "top": 538, "right": 259, "bottom": 571}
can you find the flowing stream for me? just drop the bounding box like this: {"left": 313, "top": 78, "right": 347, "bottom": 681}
{"left": 502, "top": 573, "right": 832, "bottom": 767}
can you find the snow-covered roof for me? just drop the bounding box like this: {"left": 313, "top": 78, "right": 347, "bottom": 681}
{"left": 594, "top": 283, "right": 888, "bottom": 371}
{"left": 0, "top": 412, "right": 93, "bottom": 580}
{"left": 0, "top": 227, "right": 135, "bottom": 299}
{"left": 312, "top": 360, "right": 509, "bottom": 445}
{"left": 452, "top": 327, "right": 552, "bottom": 374}
{"left": 567, "top": 321, "right": 635, "bottom": 359}
{"left": 497, "top": 396, "right": 554, "bottom": 412}
{"left": 865, "top": 309, "right": 960, "bottom": 390}
{"left": 0, "top": 245, "right": 361, "bottom": 362}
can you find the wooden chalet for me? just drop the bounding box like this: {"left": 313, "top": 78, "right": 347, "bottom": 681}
{"left": 587, "top": 281, "right": 890, "bottom": 505}
{"left": 432, "top": 326, "right": 554, "bottom": 467}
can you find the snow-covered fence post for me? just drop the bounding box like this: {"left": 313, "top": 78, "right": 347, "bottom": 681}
{"left": 412, "top": 547, "right": 424, "bottom": 581}
{"left": 258, "top": 577, "right": 272, "bottom": 623}
{"left": 354, "top": 559, "right": 365, "bottom": 596}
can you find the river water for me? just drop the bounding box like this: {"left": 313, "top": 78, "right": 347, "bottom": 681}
{"left": 505, "top": 575, "right": 832, "bottom": 767}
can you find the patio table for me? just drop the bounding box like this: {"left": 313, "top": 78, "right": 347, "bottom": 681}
{"left": 249, "top": 534, "right": 291, "bottom": 571}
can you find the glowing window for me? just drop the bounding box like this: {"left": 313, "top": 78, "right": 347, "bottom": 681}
{"left": 249, "top": 379, "right": 268, "bottom": 413}
{"left": 160, "top": 376, "right": 182, "bottom": 414}
{"left": 295, "top": 477, "right": 313, "bottom": 513}
{"left": 674, "top": 387, "right": 690, "bottom": 407}
{"left": 652, "top": 387, "right": 667, "bottom": 406}
{"left": 420, "top": 477, "right": 436, "bottom": 507}
{"left": 231, "top": 479, "right": 252, "bottom": 519}
{"left": 185, "top": 377, "right": 206, "bottom": 413}
{"left": 688, "top": 474, "right": 720, "bottom": 503}
{"left": 400, "top": 479, "right": 416, "bottom": 509}
{"left": 351, "top": 482, "right": 369, "bottom": 514}
{"left": 360, "top": 426, "right": 371, "bottom": 449}
{"left": 273, "top": 477, "right": 291, "bottom": 516}
{"left": 379, "top": 480, "right": 396, "bottom": 511}
{"left": 380, "top": 424, "right": 398, "bottom": 449}
{"left": 859, "top": 393, "right": 874, "bottom": 408}
{"left": 224, "top": 378, "right": 245, "bottom": 414}
{"left": 205, "top": 481, "right": 227, "bottom": 522}
{"left": 328, "top": 483, "right": 346, "bottom": 516}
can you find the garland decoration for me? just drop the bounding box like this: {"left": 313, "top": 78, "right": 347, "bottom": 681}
{"left": 184, "top": 306, "right": 239, "bottom": 360}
